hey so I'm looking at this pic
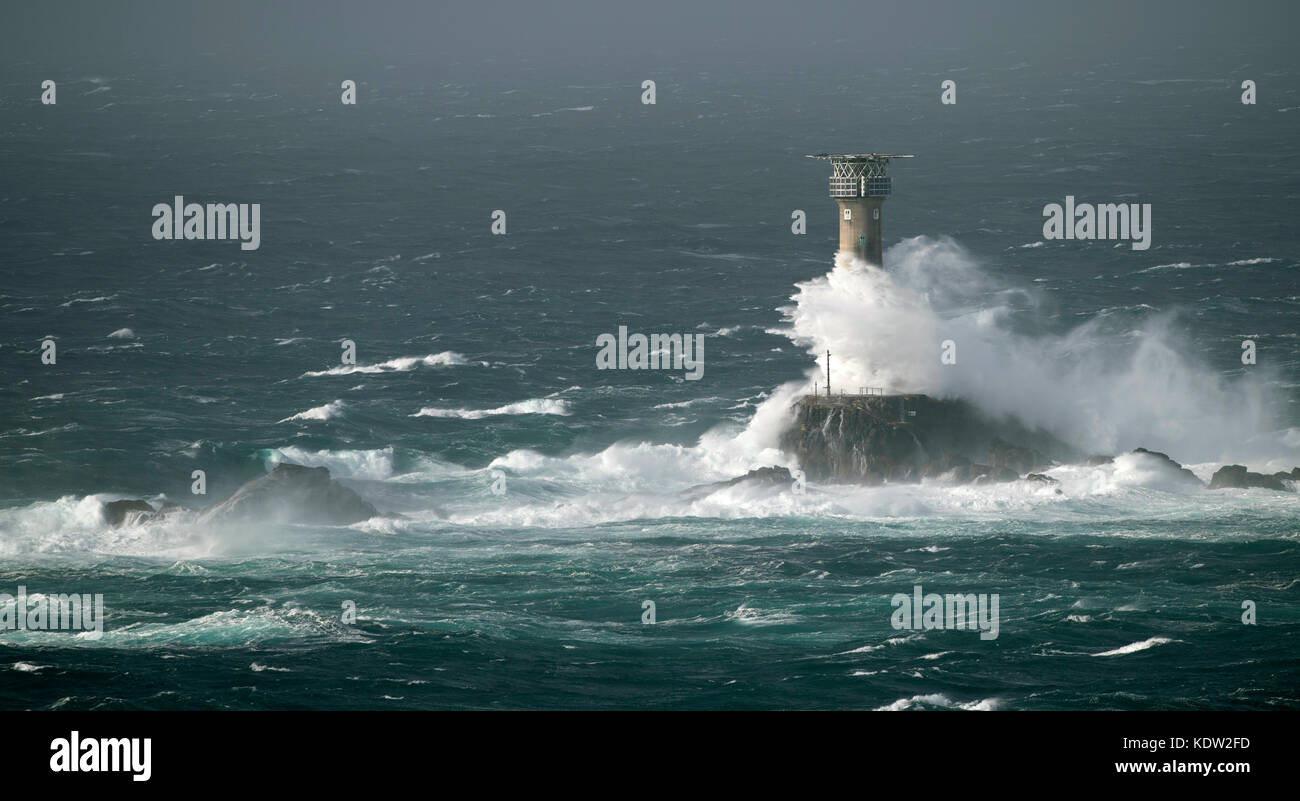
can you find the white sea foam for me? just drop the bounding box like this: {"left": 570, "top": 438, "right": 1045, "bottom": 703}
{"left": 876, "top": 693, "right": 1000, "bottom": 711}
{"left": 263, "top": 445, "right": 394, "bottom": 480}
{"left": 451, "top": 425, "right": 1300, "bottom": 530}
{"left": 277, "top": 400, "right": 345, "bottom": 423}
{"left": 770, "top": 240, "right": 1286, "bottom": 463}
{"left": 1092, "top": 636, "right": 1176, "bottom": 656}
{"left": 653, "top": 397, "right": 722, "bottom": 409}
{"left": 261, "top": 445, "right": 467, "bottom": 483}
{"left": 424, "top": 239, "right": 1300, "bottom": 529}
{"left": 0, "top": 495, "right": 218, "bottom": 559}
{"left": 838, "top": 636, "right": 913, "bottom": 655}
{"left": 0, "top": 606, "right": 368, "bottom": 648}
{"left": 725, "top": 604, "right": 800, "bottom": 626}
{"left": 1136, "top": 261, "right": 1197, "bottom": 273}
{"left": 302, "top": 351, "right": 468, "bottom": 377}
{"left": 8, "top": 239, "right": 1296, "bottom": 551}
{"left": 59, "top": 295, "right": 114, "bottom": 307}
{"left": 412, "top": 398, "right": 571, "bottom": 419}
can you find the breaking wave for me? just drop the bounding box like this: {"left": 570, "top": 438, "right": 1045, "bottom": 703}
{"left": 1092, "top": 636, "right": 1177, "bottom": 657}
{"left": 277, "top": 400, "right": 345, "bottom": 423}
{"left": 302, "top": 351, "right": 469, "bottom": 377}
{"left": 770, "top": 238, "right": 1287, "bottom": 463}
{"left": 412, "top": 398, "right": 572, "bottom": 419}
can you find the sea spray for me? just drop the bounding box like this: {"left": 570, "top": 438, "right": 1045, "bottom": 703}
{"left": 763, "top": 237, "right": 1285, "bottom": 463}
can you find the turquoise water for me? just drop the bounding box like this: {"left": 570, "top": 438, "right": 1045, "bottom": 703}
{"left": 2, "top": 50, "right": 1298, "bottom": 709}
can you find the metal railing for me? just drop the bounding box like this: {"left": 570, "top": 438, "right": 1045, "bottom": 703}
{"left": 827, "top": 176, "right": 891, "bottom": 198}
{"left": 810, "top": 386, "right": 885, "bottom": 399}
{"left": 828, "top": 177, "right": 860, "bottom": 197}
{"left": 866, "top": 177, "right": 891, "bottom": 196}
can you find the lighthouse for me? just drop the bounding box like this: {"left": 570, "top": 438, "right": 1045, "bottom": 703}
{"left": 805, "top": 153, "right": 913, "bottom": 266}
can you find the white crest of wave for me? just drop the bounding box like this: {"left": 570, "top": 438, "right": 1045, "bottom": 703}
{"left": 1092, "top": 636, "right": 1176, "bottom": 657}
{"left": 277, "top": 400, "right": 344, "bottom": 423}
{"left": 774, "top": 238, "right": 1284, "bottom": 463}
{"left": 0, "top": 495, "right": 217, "bottom": 559}
{"left": 0, "top": 605, "right": 367, "bottom": 648}
{"left": 875, "top": 693, "right": 1001, "bottom": 711}
{"left": 488, "top": 416, "right": 789, "bottom": 489}
{"left": 413, "top": 398, "right": 571, "bottom": 419}
{"left": 260, "top": 444, "right": 464, "bottom": 484}
{"left": 443, "top": 237, "right": 1300, "bottom": 529}
{"left": 302, "top": 351, "right": 468, "bottom": 377}
{"left": 263, "top": 445, "right": 394, "bottom": 480}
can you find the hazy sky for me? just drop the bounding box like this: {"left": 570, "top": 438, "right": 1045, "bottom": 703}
{"left": 5, "top": 1, "right": 1297, "bottom": 77}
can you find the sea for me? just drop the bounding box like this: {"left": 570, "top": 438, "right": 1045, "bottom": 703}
{"left": 1, "top": 46, "right": 1298, "bottom": 709}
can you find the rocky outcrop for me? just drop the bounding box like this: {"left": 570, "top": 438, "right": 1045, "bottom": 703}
{"left": 199, "top": 463, "right": 378, "bottom": 525}
{"left": 102, "top": 499, "right": 157, "bottom": 527}
{"left": 1208, "top": 464, "right": 1296, "bottom": 492}
{"left": 719, "top": 465, "right": 794, "bottom": 489}
{"left": 918, "top": 453, "right": 972, "bottom": 479}
{"left": 100, "top": 464, "right": 379, "bottom": 528}
{"left": 683, "top": 466, "right": 794, "bottom": 500}
{"left": 988, "top": 438, "right": 1049, "bottom": 474}
{"left": 779, "top": 393, "right": 1300, "bottom": 496}
{"left": 781, "top": 394, "right": 1079, "bottom": 485}
{"left": 1130, "top": 448, "right": 1203, "bottom": 487}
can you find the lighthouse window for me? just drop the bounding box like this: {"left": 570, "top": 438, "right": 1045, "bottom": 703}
{"left": 843, "top": 209, "right": 852, "bottom": 221}
{"left": 873, "top": 208, "right": 880, "bottom": 220}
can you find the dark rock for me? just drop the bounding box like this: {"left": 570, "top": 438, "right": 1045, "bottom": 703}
{"left": 1085, "top": 454, "right": 1114, "bottom": 466}
{"left": 920, "top": 453, "right": 971, "bottom": 479}
{"left": 781, "top": 393, "right": 1080, "bottom": 486}
{"left": 1024, "top": 473, "right": 1058, "bottom": 484}
{"left": 1132, "top": 447, "right": 1173, "bottom": 462}
{"left": 200, "top": 463, "right": 378, "bottom": 525}
{"left": 988, "top": 437, "right": 1049, "bottom": 474}
{"left": 102, "top": 499, "right": 156, "bottom": 527}
{"left": 683, "top": 466, "right": 794, "bottom": 500}
{"left": 1131, "top": 448, "right": 1203, "bottom": 487}
{"left": 1209, "top": 464, "right": 1293, "bottom": 492}
{"left": 724, "top": 465, "right": 793, "bottom": 488}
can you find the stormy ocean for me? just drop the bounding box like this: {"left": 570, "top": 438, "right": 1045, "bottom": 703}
{"left": 2, "top": 15, "right": 1298, "bottom": 710}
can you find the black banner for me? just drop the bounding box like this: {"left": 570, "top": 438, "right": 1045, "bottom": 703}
{"left": 9, "top": 711, "right": 1284, "bottom": 789}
